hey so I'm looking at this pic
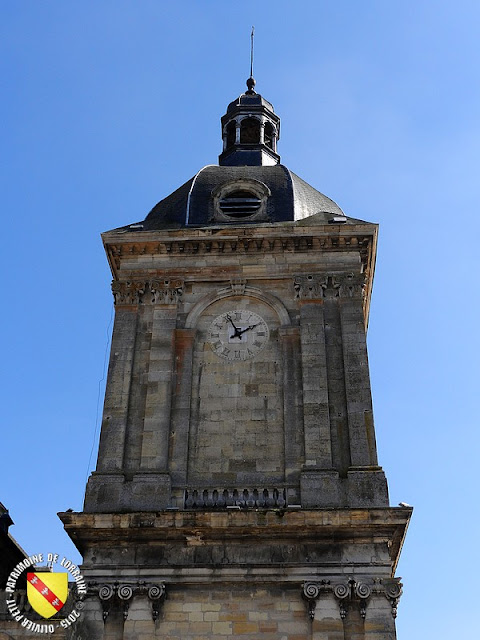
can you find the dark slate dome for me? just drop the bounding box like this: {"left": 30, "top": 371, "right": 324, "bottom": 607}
{"left": 116, "top": 81, "right": 366, "bottom": 233}
{"left": 136, "top": 165, "right": 352, "bottom": 231}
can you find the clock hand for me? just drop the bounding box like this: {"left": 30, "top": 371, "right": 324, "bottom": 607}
{"left": 226, "top": 314, "right": 243, "bottom": 340}
{"left": 226, "top": 314, "right": 240, "bottom": 332}
{"left": 236, "top": 323, "right": 259, "bottom": 337}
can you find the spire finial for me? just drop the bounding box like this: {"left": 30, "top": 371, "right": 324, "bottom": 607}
{"left": 246, "top": 26, "right": 256, "bottom": 94}
{"left": 250, "top": 26, "right": 254, "bottom": 78}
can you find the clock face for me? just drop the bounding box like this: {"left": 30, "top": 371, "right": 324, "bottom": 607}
{"left": 208, "top": 309, "right": 269, "bottom": 361}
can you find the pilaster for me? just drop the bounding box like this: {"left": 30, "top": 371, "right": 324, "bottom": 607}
{"left": 298, "top": 298, "right": 333, "bottom": 470}
{"left": 279, "top": 325, "right": 304, "bottom": 491}
{"left": 169, "top": 328, "right": 197, "bottom": 488}
{"left": 140, "top": 304, "right": 177, "bottom": 472}
{"left": 96, "top": 303, "right": 139, "bottom": 473}
{"left": 338, "top": 273, "right": 389, "bottom": 507}
{"left": 83, "top": 297, "right": 139, "bottom": 512}
{"left": 338, "top": 273, "right": 377, "bottom": 468}
{"left": 295, "top": 275, "right": 342, "bottom": 507}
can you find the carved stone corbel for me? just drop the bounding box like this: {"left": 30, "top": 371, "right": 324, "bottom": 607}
{"left": 302, "top": 580, "right": 330, "bottom": 620}
{"left": 229, "top": 278, "right": 247, "bottom": 295}
{"left": 117, "top": 584, "right": 134, "bottom": 621}
{"left": 383, "top": 579, "right": 403, "bottom": 618}
{"left": 355, "top": 581, "right": 372, "bottom": 620}
{"left": 294, "top": 274, "right": 326, "bottom": 300}
{"left": 112, "top": 279, "right": 184, "bottom": 306}
{"left": 111, "top": 280, "right": 145, "bottom": 305}
{"left": 148, "top": 584, "right": 166, "bottom": 622}
{"left": 95, "top": 581, "right": 167, "bottom": 623}
{"left": 333, "top": 582, "right": 350, "bottom": 620}
{"left": 338, "top": 272, "right": 365, "bottom": 299}
{"left": 333, "top": 578, "right": 372, "bottom": 620}
{"left": 98, "top": 584, "right": 115, "bottom": 623}
{"left": 322, "top": 275, "right": 341, "bottom": 298}
{"left": 150, "top": 279, "right": 183, "bottom": 304}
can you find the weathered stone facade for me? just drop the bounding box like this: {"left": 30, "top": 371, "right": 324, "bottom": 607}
{"left": 60, "top": 508, "right": 407, "bottom": 639}
{"left": 1, "top": 78, "right": 411, "bottom": 639}
{"left": 81, "top": 220, "right": 390, "bottom": 515}
{"left": 58, "top": 217, "right": 411, "bottom": 638}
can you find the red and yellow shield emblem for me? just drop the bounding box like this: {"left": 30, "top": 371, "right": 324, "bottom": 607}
{"left": 27, "top": 572, "right": 68, "bottom": 618}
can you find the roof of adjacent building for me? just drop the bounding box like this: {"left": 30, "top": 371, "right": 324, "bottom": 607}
{"left": 0, "top": 502, "right": 28, "bottom": 589}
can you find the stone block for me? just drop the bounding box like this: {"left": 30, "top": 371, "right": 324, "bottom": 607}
{"left": 212, "top": 621, "right": 232, "bottom": 634}
{"left": 204, "top": 611, "right": 220, "bottom": 621}
{"left": 129, "top": 472, "right": 172, "bottom": 510}
{"left": 83, "top": 473, "right": 125, "bottom": 512}
{"left": 346, "top": 468, "right": 389, "bottom": 507}
{"left": 300, "top": 470, "right": 341, "bottom": 507}
{"left": 232, "top": 621, "right": 258, "bottom": 634}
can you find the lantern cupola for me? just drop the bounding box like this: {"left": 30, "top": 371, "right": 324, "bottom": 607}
{"left": 219, "top": 77, "right": 281, "bottom": 166}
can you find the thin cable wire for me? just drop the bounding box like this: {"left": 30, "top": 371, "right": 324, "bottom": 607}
{"left": 84, "top": 302, "right": 114, "bottom": 487}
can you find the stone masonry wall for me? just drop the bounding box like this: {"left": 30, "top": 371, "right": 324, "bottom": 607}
{"left": 188, "top": 296, "right": 284, "bottom": 486}
{"left": 61, "top": 583, "right": 399, "bottom": 640}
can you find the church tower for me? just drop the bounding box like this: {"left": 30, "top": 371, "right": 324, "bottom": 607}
{"left": 61, "top": 76, "right": 411, "bottom": 639}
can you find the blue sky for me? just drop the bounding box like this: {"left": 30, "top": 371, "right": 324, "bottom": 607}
{"left": 2, "top": 2, "right": 480, "bottom": 638}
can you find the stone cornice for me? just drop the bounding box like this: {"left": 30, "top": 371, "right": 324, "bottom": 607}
{"left": 104, "top": 231, "right": 375, "bottom": 268}
{"left": 102, "top": 224, "right": 377, "bottom": 324}
{"left": 59, "top": 507, "right": 411, "bottom": 568}
{"left": 102, "top": 225, "right": 376, "bottom": 273}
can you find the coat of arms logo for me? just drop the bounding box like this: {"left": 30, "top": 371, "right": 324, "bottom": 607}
{"left": 27, "top": 572, "right": 68, "bottom": 618}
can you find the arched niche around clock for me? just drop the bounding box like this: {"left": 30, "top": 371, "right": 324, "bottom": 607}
{"left": 185, "top": 288, "right": 290, "bottom": 488}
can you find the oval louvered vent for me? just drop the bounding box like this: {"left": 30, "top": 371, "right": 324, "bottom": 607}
{"left": 218, "top": 190, "right": 262, "bottom": 218}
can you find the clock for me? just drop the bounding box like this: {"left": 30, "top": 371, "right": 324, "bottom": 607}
{"left": 208, "top": 309, "right": 269, "bottom": 361}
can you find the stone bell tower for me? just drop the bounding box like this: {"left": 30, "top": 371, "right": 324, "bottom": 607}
{"left": 60, "top": 76, "right": 411, "bottom": 640}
